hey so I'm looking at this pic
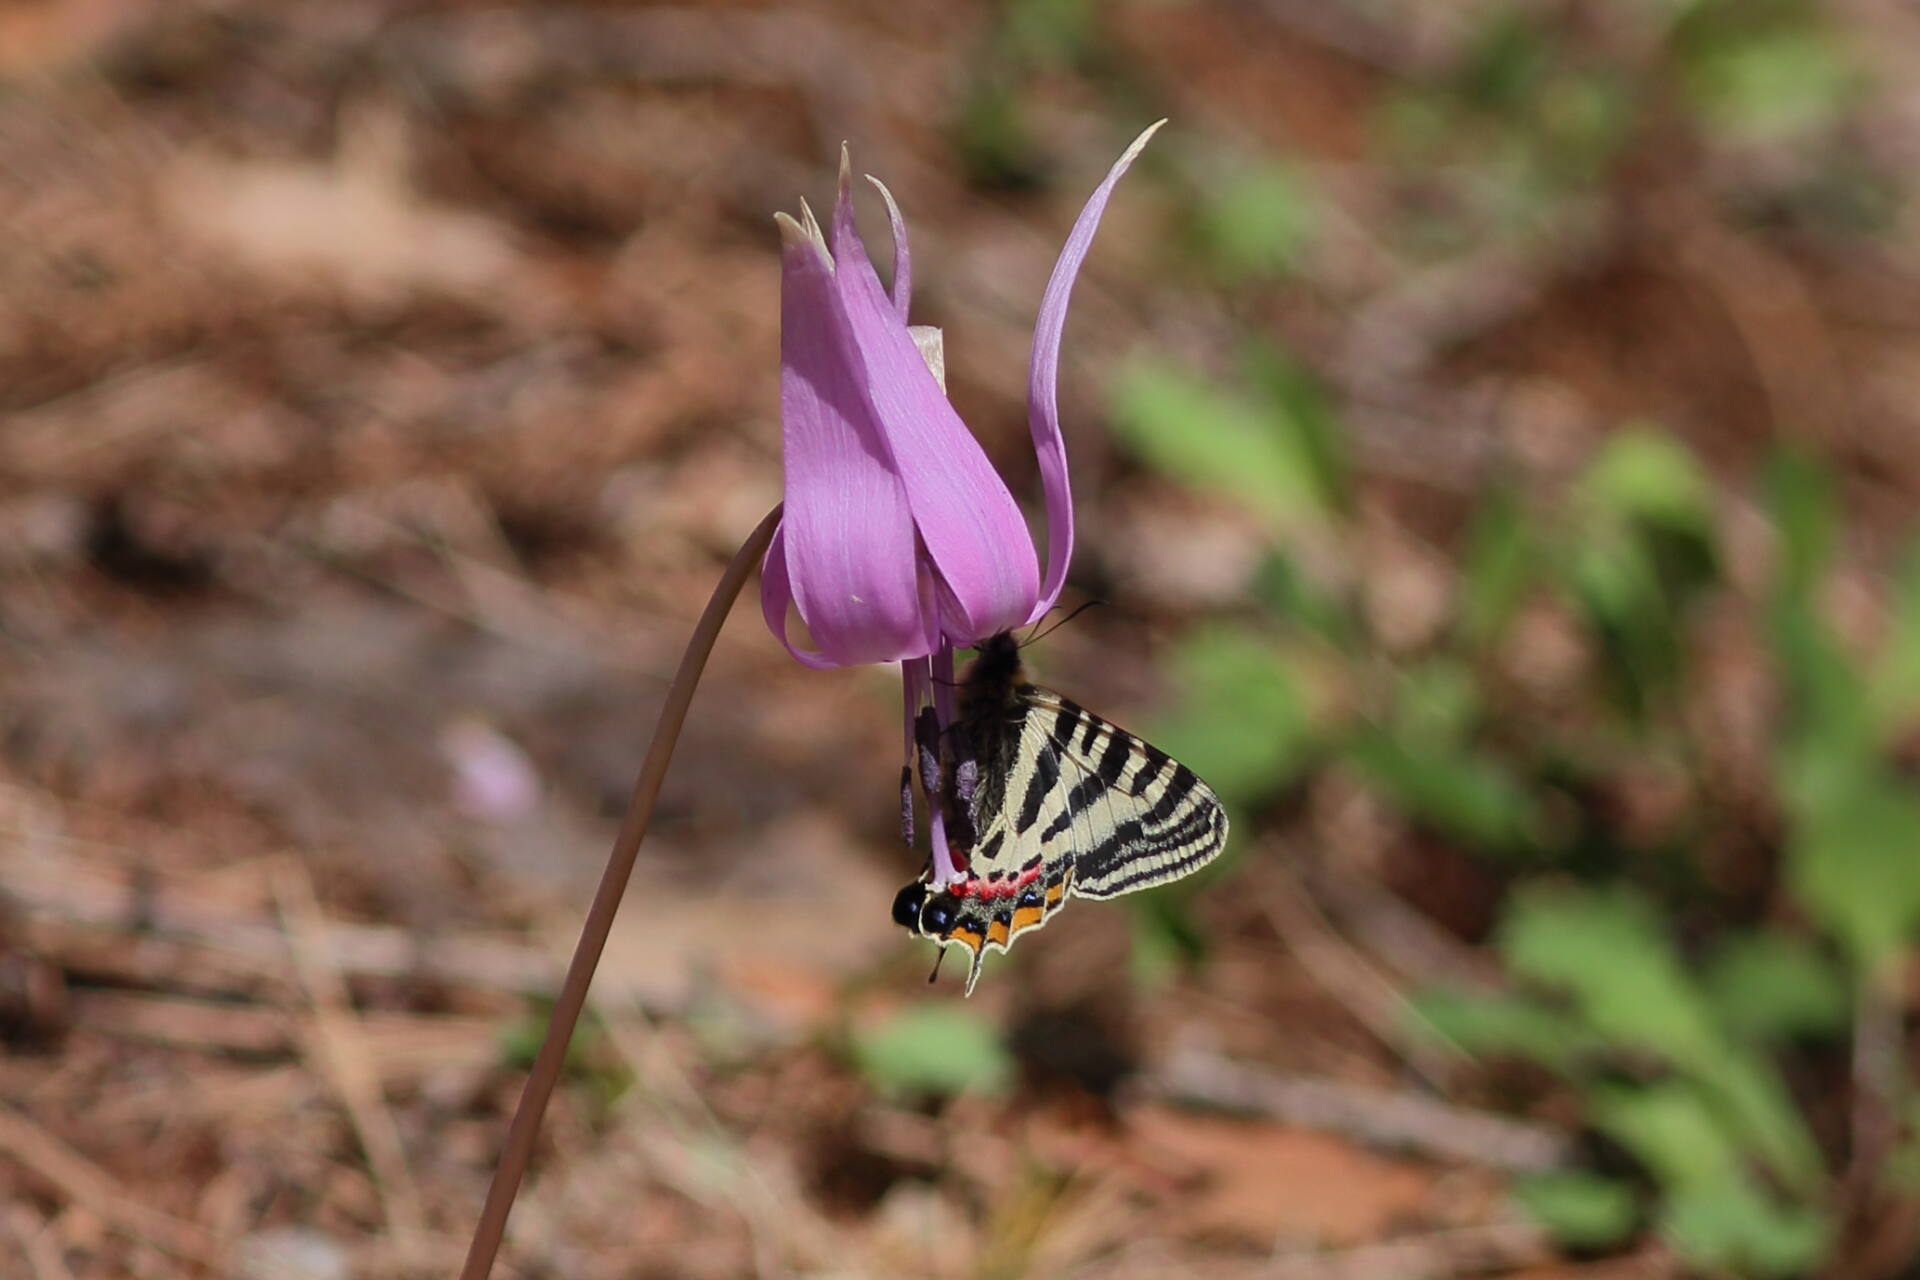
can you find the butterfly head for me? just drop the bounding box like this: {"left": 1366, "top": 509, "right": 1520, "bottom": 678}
{"left": 966, "top": 630, "right": 1025, "bottom": 689}
{"left": 890, "top": 880, "right": 961, "bottom": 937}
{"left": 890, "top": 881, "right": 925, "bottom": 929}
{"left": 893, "top": 880, "right": 992, "bottom": 994}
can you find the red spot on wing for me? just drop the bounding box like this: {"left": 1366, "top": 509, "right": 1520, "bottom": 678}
{"left": 948, "top": 865, "right": 1044, "bottom": 901}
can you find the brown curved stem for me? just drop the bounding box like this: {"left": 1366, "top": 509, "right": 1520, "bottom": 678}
{"left": 458, "top": 503, "right": 783, "bottom": 1280}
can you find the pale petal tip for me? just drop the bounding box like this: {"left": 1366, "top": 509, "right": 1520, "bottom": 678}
{"left": 864, "top": 172, "right": 900, "bottom": 208}
{"left": 907, "top": 324, "right": 946, "bottom": 391}
{"left": 837, "top": 141, "right": 853, "bottom": 198}
{"left": 776, "top": 205, "right": 831, "bottom": 266}
{"left": 1120, "top": 119, "right": 1169, "bottom": 166}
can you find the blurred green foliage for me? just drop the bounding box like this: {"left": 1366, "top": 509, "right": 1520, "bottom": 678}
{"left": 851, "top": 1002, "right": 1014, "bottom": 1100}
{"left": 499, "top": 1003, "right": 633, "bottom": 1119}
{"left": 1100, "top": 351, "right": 1919, "bottom": 1270}
{"left": 949, "top": 0, "right": 1918, "bottom": 1271}
{"left": 1101, "top": 319, "right": 1920, "bottom": 1266}
{"left": 1102, "top": 326, "right": 1920, "bottom": 1266}
{"left": 1108, "top": 349, "right": 1345, "bottom": 531}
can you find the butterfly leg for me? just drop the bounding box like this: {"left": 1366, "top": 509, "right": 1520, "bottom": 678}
{"left": 915, "top": 705, "right": 942, "bottom": 801}
{"left": 901, "top": 656, "right": 945, "bottom": 847}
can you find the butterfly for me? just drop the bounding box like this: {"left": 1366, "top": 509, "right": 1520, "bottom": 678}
{"left": 892, "top": 630, "right": 1229, "bottom": 995}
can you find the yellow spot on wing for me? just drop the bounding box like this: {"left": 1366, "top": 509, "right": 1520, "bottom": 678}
{"left": 948, "top": 925, "right": 985, "bottom": 952}
{"left": 987, "top": 917, "right": 1010, "bottom": 947}
{"left": 1010, "top": 905, "right": 1044, "bottom": 934}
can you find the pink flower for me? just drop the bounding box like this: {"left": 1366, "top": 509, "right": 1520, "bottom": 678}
{"left": 760, "top": 124, "right": 1163, "bottom": 883}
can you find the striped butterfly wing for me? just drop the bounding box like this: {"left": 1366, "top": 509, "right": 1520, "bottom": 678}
{"left": 1002, "top": 685, "right": 1230, "bottom": 899}
{"left": 921, "top": 666, "right": 1230, "bottom": 995}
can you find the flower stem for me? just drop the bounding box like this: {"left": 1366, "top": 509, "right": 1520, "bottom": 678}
{"left": 458, "top": 503, "right": 783, "bottom": 1280}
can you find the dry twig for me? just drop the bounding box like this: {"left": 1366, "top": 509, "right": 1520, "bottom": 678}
{"left": 1144, "top": 1047, "right": 1573, "bottom": 1174}
{"left": 1262, "top": 1220, "right": 1556, "bottom": 1280}
{"left": 7, "top": 1207, "right": 76, "bottom": 1280}
{"left": 0, "top": 1102, "right": 223, "bottom": 1272}
{"left": 270, "top": 858, "right": 430, "bottom": 1250}
{"left": 1, "top": 852, "right": 563, "bottom": 996}
{"left": 1262, "top": 860, "right": 1468, "bottom": 1089}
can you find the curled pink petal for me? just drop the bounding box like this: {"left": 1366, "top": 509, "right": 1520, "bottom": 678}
{"left": 828, "top": 168, "right": 1040, "bottom": 644}
{"left": 763, "top": 134, "right": 1156, "bottom": 667}
{"left": 1026, "top": 120, "right": 1165, "bottom": 623}
{"left": 758, "top": 522, "right": 838, "bottom": 670}
{"left": 772, "top": 212, "right": 932, "bottom": 666}
{"left": 866, "top": 174, "right": 912, "bottom": 319}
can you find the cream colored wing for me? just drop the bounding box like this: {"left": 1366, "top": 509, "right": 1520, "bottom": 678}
{"left": 964, "top": 687, "right": 1229, "bottom": 901}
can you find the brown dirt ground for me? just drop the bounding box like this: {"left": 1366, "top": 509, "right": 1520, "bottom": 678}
{"left": 2, "top": 2, "right": 1915, "bottom": 1277}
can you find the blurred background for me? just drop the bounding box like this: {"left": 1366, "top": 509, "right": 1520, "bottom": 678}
{"left": 3, "top": 0, "right": 1919, "bottom": 1276}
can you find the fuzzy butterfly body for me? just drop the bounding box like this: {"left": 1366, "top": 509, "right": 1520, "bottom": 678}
{"left": 892, "top": 631, "right": 1230, "bottom": 994}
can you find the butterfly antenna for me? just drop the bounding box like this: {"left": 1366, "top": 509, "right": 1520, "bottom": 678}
{"left": 1022, "top": 599, "right": 1106, "bottom": 648}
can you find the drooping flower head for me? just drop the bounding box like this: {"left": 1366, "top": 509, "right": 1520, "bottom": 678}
{"left": 762, "top": 123, "right": 1163, "bottom": 883}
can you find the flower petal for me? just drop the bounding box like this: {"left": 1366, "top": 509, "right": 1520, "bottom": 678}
{"left": 758, "top": 521, "right": 836, "bottom": 669}
{"left": 1025, "top": 120, "right": 1165, "bottom": 622}
{"left": 866, "top": 174, "right": 912, "bottom": 319}
{"left": 829, "top": 154, "right": 1040, "bottom": 644}
{"left": 771, "top": 211, "right": 933, "bottom": 666}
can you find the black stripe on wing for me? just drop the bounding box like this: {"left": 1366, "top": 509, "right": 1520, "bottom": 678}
{"left": 1018, "top": 688, "right": 1229, "bottom": 900}
{"left": 1015, "top": 742, "right": 1061, "bottom": 835}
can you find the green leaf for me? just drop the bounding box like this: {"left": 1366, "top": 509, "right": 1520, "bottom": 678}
{"left": 1390, "top": 658, "right": 1481, "bottom": 748}
{"left": 1500, "top": 887, "right": 1823, "bottom": 1188}
{"left": 1251, "top": 552, "right": 1354, "bottom": 645}
{"left": 1870, "top": 540, "right": 1920, "bottom": 733}
{"left": 1408, "top": 987, "right": 1603, "bottom": 1073}
{"left": 1580, "top": 428, "right": 1714, "bottom": 536}
{"left": 1456, "top": 484, "right": 1532, "bottom": 648}
{"left": 1782, "top": 761, "right": 1920, "bottom": 971}
{"left": 1685, "top": 28, "right": 1853, "bottom": 142}
{"left": 1457, "top": 10, "right": 1550, "bottom": 114}
{"left": 1561, "top": 430, "right": 1719, "bottom": 714}
{"left": 1565, "top": 529, "right": 1676, "bottom": 709}
{"left": 850, "top": 1003, "right": 1013, "bottom": 1100}
{"left": 1243, "top": 345, "right": 1349, "bottom": 516}
{"left": 1129, "top": 892, "right": 1204, "bottom": 990}
{"left": 1511, "top": 1171, "right": 1639, "bottom": 1249}
{"left": 1772, "top": 602, "right": 1871, "bottom": 766}
{"left": 1590, "top": 1080, "right": 1740, "bottom": 1190}
{"left": 1501, "top": 888, "right": 1722, "bottom": 1067}
{"left": 499, "top": 1001, "right": 600, "bottom": 1076}
{"left": 1764, "top": 447, "right": 1836, "bottom": 601}
{"left": 1661, "top": 1181, "right": 1831, "bottom": 1278}
{"left": 1348, "top": 730, "right": 1540, "bottom": 854}
{"left": 1595, "top": 1083, "right": 1831, "bottom": 1275}
{"left": 1001, "top": 0, "right": 1096, "bottom": 68}
{"left": 1151, "top": 624, "right": 1313, "bottom": 809}
{"left": 1192, "top": 162, "right": 1317, "bottom": 279}
{"left": 1702, "top": 932, "right": 1849, "bottom": 1045}
{"left": 951, "top": 81, "right": 1042, "bottom": 191}
{"left": 1536, "top": 72, "right": 1633, "bottom": 181}
{"left": 1108, "top": 357, "right": 1339, "bottom": 527}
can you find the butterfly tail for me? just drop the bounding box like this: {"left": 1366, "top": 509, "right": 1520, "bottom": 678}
{"left": 961, "top": 942, "right": 989, "bottom": 997}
